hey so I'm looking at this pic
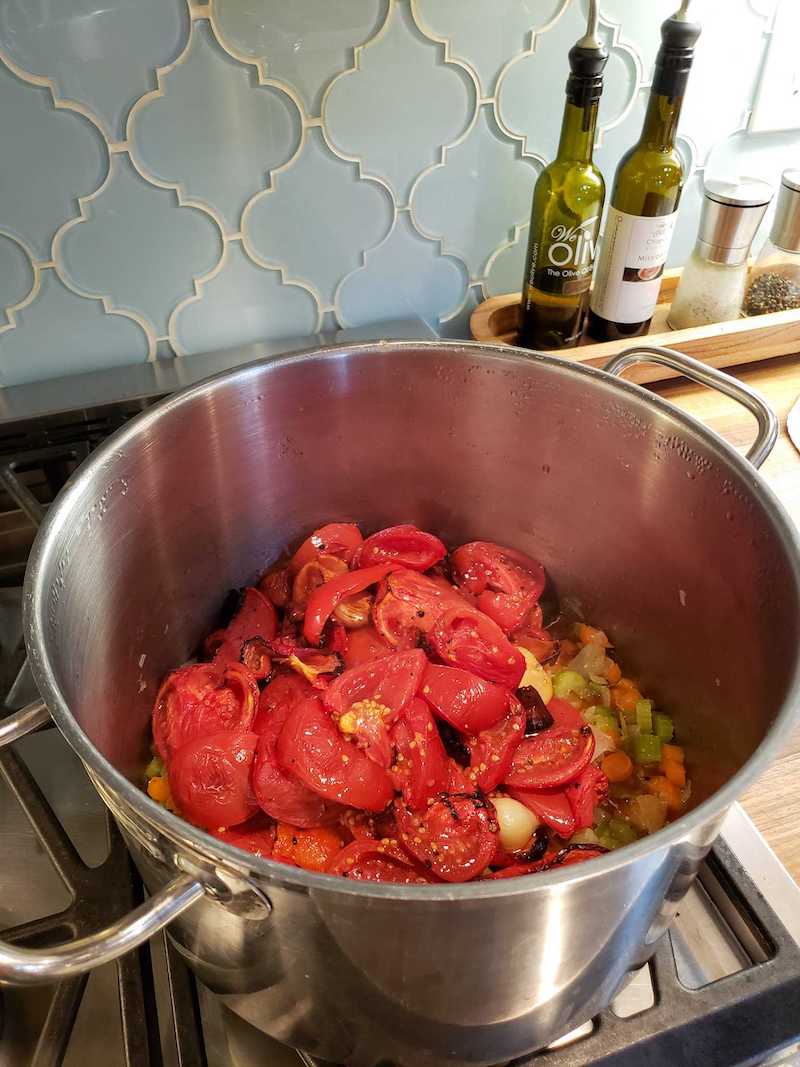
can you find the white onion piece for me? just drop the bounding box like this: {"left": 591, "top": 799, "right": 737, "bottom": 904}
{"left": 492, "top": 797, "right": 540, "bottom": 852}
{"left": 515, "top": 645, "right": 553, "bottom": 703}
{"left": 590, "top": 725, "right": 616, "bottom": 762}
{"left": 568, "top": 641, "right": 607, "bottom": 679}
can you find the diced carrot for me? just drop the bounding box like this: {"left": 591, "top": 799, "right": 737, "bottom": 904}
{"left": 646, "top": 775, "right": 682, "bottom": 812}
{"left": 662, "top": 743, "right": 685, "bottom": 764}
{"left": 147, "top": 776, "right": 171, "bottom": 805}
{"left": 605, "top": 660, "right": 622, "bottom": 685}
{"left": 578, "top": 624, "right": 609, "bottom": 648}
{"left": 663, "top": 760, "right": 686, "bottom": 788}
{"left": 613, "top": 684, "right": 642, "bottom": 715}
{"left": 602, "top": 750, "right": 634, "bottom": 783}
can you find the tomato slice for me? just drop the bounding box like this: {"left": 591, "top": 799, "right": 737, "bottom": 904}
{"left": 323, "top": 650, "right": 426, "bottom": 768}
{"left": 430, "top": 607, "right": 525, "bottom": 689}
{"left": 391, "top": 697, "right": 449, "bottom": 810}
{"left": 513, "top": 627, "right": 558, "bottom": 665}
{"left": 258, "top": 565, "right": 291, "bottom": 609}
{"left": 508, "top": 787, "right": 576, "bottom": 838}
{"left": 252, "top": 675, "right": 335, "bottom": 828}
{"left": 450, "top": 541, "right": 546, "bottom": 633}
{"left": 484, "top": 861, "right": 548, "bottom": 880}
{"left": 549, "top": 844, "right": 608, "bottom": 868}
{"left": 395, "top": 795, "right": 498, "bottom": 883}
{"left": 343, "top": 625, "right": 391, "bottom": 668}
{"left": 466, "top": 695, "right": 526, "bottom": 792}
{"left": 170, "top": 730, "right": 258, "bottom": 829}
{"left": 304, "top": 564, "right": 397, "bottom": 646}
{"left": 289, "top": 523, "right": 363, "bottom": 574}
{"left": 565, "top": 764, "right": 609, "bottom": 830}
{"left": 327, "top": 839, "right": 436, "bottom": 883}
{"left": 373, "top": 570, "right": 466, "bottom": 649}
{"left": 272, "top": 822, "right": 343, "bottom": 872}
{"left": 153, "top": 662, "right": 259, "bottom": 762}
{"left": 210, "top": 813, "right": 276, "bottom": 858}
{"left": 205, "top": 587, "right": 277, "bottom": 674}
{"left": 421, "top": 663, "right": 509, "bottom": 734}
{"left": 503, "top": 698, "right": 595, "bottom": 790}
{"left": 359, "top": 524, "right": 446, "bottom": 572}
{"left": 277, "top": 697, "right": 394, "bottom": 811}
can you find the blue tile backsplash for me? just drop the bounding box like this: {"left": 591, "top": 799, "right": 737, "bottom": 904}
{"left": 0, "top": 0, "right": 796, "bottom": 384}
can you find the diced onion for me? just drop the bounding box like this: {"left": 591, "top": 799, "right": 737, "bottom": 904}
{"left": 492, "top": 796, "right": 540, "bottom": 852}
{"left": 590, "top": 725, "right": 616, "bottom": 761}
{"left": 515, "top": 645, "right": 553, "bottom": 704}
{"left": 568, "top": 641, "right": 607, "bottom": 679}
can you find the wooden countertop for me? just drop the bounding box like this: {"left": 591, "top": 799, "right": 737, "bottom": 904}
{"left": 653, "top": 354, "right": 800, "bottom": 883}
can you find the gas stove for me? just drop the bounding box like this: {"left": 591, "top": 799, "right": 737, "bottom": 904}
{"left": 1, "top": 327, "right": 800, "bottom": 1067}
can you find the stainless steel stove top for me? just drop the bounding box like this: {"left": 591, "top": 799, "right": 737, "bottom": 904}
{"left": 1, "top": 324, "right": 800, "bottom": 1066}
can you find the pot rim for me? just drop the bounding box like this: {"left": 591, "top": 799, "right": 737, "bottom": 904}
{"left": 23, "top": 339, "right": 800, "bottom": 901}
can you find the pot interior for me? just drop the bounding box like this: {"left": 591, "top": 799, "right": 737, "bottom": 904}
{"left": 28, "top": 343, "right": 800, "bottom": 814}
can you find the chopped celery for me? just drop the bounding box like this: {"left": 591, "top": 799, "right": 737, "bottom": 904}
{"left": 635, "top": 699, "right": 653, "bottom": 734}
{"left": 588, "top": 679, "right": 612, "bottom": 707}
{"left": 553, "top": 669, "right": 589, "bottom": 701}
{"left": 145, "top": 754, "right": 165, "bottom": 779}
{"left": 607, "top": 816, "right": 638, "bottom": 846}
{"left": 570, "top": 828, "right": 601, "bottom": 846}
{"left": 654, "top": 713, "right": 674, "bottom": 741}
{"left": 632, "top": 733, "right": 662, "bottom": 764}
{"left": 584, "top": 706, "right": 619, "bottom": 736}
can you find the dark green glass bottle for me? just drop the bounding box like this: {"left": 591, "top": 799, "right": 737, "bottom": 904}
{"left": 519, "top": 6, "right": 608, "bottom": 350}
{"left": 587, "top": 3, "right": 701, "bottom": 342}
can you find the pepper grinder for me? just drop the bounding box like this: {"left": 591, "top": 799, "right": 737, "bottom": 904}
{"left": 744, "top": 169, "right": 800, "bottom": 315}
{"left": 668, "top": 177, "right": 773, "bottom": 329}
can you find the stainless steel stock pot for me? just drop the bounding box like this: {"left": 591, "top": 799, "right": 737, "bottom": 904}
{"left": 1, "top": 341, "right": 798, "bottom": 1066}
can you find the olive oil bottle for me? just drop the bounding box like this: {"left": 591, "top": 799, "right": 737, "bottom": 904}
{"left": 519, "top": 1, "right": 608, "bottom": 350}
{"left": 587, "top": 1, "right": 701, "bottom": 341}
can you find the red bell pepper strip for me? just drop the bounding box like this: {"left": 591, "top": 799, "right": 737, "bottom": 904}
{"left": 303, "top": 564, "right": 397, "bottom": 646}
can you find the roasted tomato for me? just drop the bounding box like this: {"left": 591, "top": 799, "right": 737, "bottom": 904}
{"left": 327, "top": 838, "right": 436, "bottom": 883}
{"left": 504, "top": 698, "right": 595, "bottom": 790}
{"left": 304, "top": 564, "right": 397, "bottom": 646}
{"left": 205, "top": 587, "right": 277, "bottom": 676}
{"left": 466, "top": 695, "right": 526, "bottom": 792}
{"left": 358, "top": 524, "right": 446, "bottom": 572}
{"left": 291, "top": 554, "right": 349, "bottom": 613}
{"left": 170, "top": 730, "right": 258, "bottom": 829}
{"left": 373, "top": 569, "right": 465, "bottom": 649}
{"left": 450, "top": 541, "right": 546, "bottom": 633}
{"left": 421, "top": 663, "right": 509, "bottom": 734}
{"left": 152, "top": 662, "right": 259, "bottom": 763}
{"left": 430, "top": 606, "right": 525, "bottom": 689}
{"left": 395, "top": 795, "right": 498, "bottom": 883}
{"left": 252, "top": 675, "right": 334, "bottom": 828}
{"left": 210, "top": 813, "right": 276, "bottom": 857}
{"left": 566, "top": 764, "right": 609, "bottom": 830}
{"left": 508, "top": 787, "right": 576, "bottom": 838}
{"left": 323, "top": 650, "right": 426, "bottom": 768}
{"left": 390, "top": 697, "right": 449, "bottom": 810}
{"left": 277, "top": 697, "right": 394, "bottom": 811}
{"left": 258, "top": 565, "right": 291, "bottom": 609}
{"left": 272, "top": 822, "right": 343, "bottom": 872}
{"left": 549, "top": 844, "right": 609, "bottom": 868}
{"left": 343, "top": 625, "right": 391, "bottom": 669}
{"left": 289, "top": 523, "right": 363, "bottom": 574}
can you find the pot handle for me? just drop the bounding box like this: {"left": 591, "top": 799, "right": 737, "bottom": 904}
{"left": 0, "top": 698, "right": 205, "bottom": 986}
{"left": 603, "top": 344, "right": 779, "bottom": 469}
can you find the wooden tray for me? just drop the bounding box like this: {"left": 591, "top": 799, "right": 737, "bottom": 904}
{"left": 470, "top": 268, "right": 800, "bottom": 385}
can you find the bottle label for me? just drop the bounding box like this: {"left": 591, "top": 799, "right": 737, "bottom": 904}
{"left": 532, "top": 215, "right": 601, "bottom": 296}
{"left": 590, "top": 207, "right": 678, "bottom": 323}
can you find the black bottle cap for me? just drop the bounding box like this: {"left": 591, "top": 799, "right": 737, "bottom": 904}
{"left": 566, "top": 42, "right": 609, "bottom": 107}
{"left": 653, "top": 4, "right": 702, "bottom": 98}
